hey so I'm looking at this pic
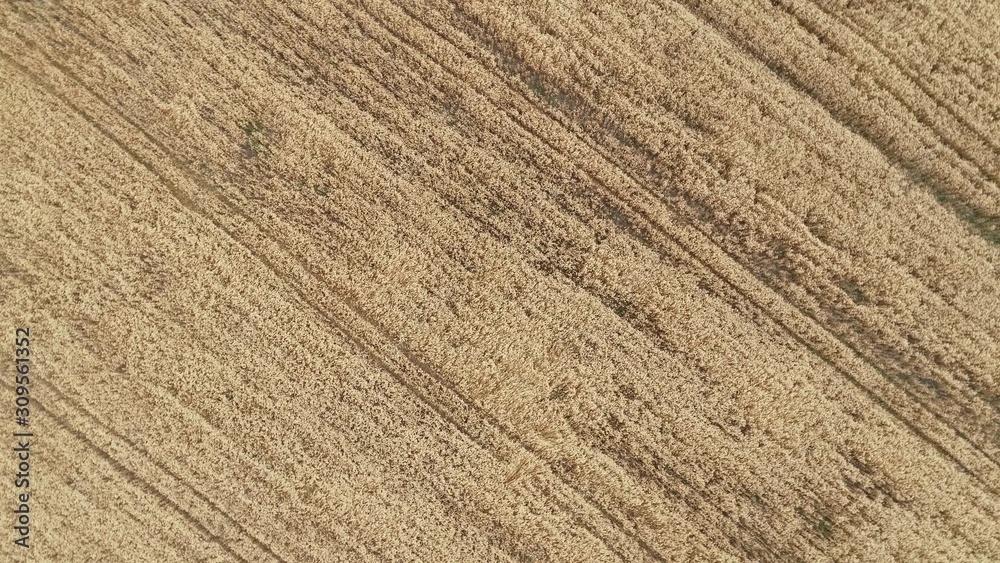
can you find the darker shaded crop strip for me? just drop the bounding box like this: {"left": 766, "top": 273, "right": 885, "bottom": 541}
{"left": 807, "top": 0, "right": 1000, "bottom": 161}
{"left": 676, "top": 0, "right": 1000, "bottom": 247}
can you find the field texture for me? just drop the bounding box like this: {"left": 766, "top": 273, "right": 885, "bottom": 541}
{"left": 2, "top": 1, "right": 1000, "bottom": 561}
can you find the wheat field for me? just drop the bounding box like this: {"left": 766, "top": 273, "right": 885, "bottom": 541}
{"left": 1, "top": 0, "right": 999, "bottom": 561}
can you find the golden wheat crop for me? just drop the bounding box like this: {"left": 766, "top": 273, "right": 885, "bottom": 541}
{"left": 1, "top": 0, "right": 999, "bottom": 560}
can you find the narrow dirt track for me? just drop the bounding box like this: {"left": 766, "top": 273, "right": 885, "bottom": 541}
{"left": 1, "top": 1, "right": 999, "bottom": 561}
